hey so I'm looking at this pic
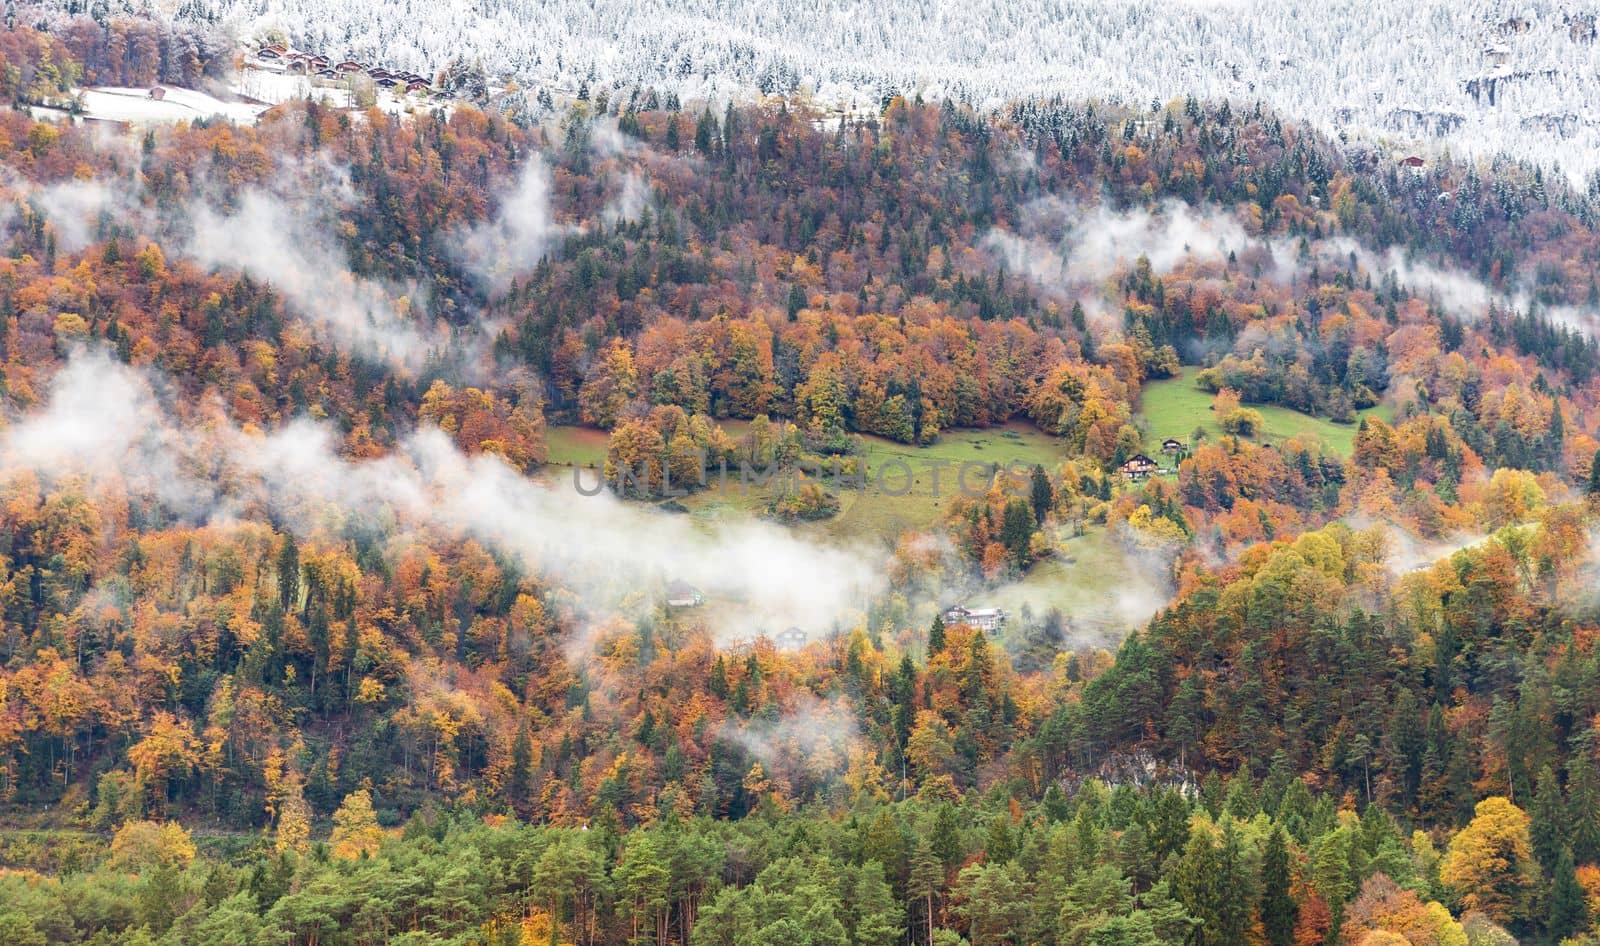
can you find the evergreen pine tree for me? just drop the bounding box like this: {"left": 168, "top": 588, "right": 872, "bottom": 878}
{"left": 1214, "top": 821, "right": 1254, "bottom": 944}
{"left": 787, "top": 283, "right": 806, "bottom": 321}
{"left": 850, "top": 862, "right": 903, "bottom": 946}
{"left": 1140, "top": 880, "right": 1201, "bottom": 945}
{"left": 277, "top": 534, "right": 299, "bottom": 614}
{"left": 1530, "top": 764, "right": 1567, "bottom": 874}
{"left": 1223, "top": 770, "right": 1258, "bottom": 819}
{"left": 1567, "top": 745, "right": 1600, "bottom": 864}
{"left": 1199, "top": 771, "right": 1224, "bottom": 818}
{"left": 1029, "top": 465, "right": 1054, "bottom": 525}
{"left": 1173, "top": 828, "right": 1223, "bottom": 946}
{"left": 1260, "top": 827, "right": 1297, "bottom": 946}
{"left": 509, "top": 723, "right": 534, "bottom": 819}
{"left": 929, "top": 804, "right": 963, "bottom": 868}
{"left": 908, "top": 838, "right": 943, "bottom": 946}
{"left": 984, "top": 813, "right": 1016, "bottom": 864}
{"left": 1550, "top": 849, "right": 1588, "bottom": 940}
{"left": 709, "top": 655, "right": 729, "bottom": 699}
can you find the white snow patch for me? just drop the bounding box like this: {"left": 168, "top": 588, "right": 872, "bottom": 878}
{"left": 78, "top": 87, "right": 267, "bottom": 125}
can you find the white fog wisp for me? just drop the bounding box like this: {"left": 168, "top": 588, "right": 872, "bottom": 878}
{"left": 186, "top": 190, "right": 441, "bottom": 370}
{"left": 0, "top": 349, "right": 885, "bottom": 651}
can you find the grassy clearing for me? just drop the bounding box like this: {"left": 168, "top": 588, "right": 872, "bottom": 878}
{"left": 542, "top": 421, "right": 1071, "bottom": 543}
{"left": 545, "top": 425, "right": 610, "bottom": 468}
{"left": 1137, "top": 366, "right": 1391, "bottom": 458}
{"left": 991, "top": 526, "right": 1163, "bottom": 635}
{"left": 672, "top": 423, "right": 1073, "bottom": 543}
{"left": 540, "top": 421, "right": 1162, "bottom": 637}
{"left": 856, "top": 423, "right": 1066, "bottom": 473}
{"left": 817, "top": 423, "right": 1070, "bottom": 541}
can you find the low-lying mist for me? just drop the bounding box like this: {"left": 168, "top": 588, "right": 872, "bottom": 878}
{"left": 6, "top": 122, "right": 656, "bottom": 378}
{"left": 4, "top": 348, "right": 883, "bottom": 650}
{"left": 984, "top": 197, "right": 1600, "bottom": 337}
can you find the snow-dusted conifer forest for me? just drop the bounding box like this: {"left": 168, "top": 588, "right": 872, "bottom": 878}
{"left": 39, "top": 0, "right": 1600, "bottom": 181}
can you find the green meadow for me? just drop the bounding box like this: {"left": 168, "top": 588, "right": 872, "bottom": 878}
{"left": 544, "top": 366, "right": 1380, "bottom": 544}
{"left": 544, "top": 425, "right": 611, "bottom": 468}
{"left": 544, "top": 421, "right": 1071, "bottom": 543}
{"left": 820, "top": 424, "right": 1069, "bottom": 541}
{"left": 984, "top": 525, "right": 1165, "bottom": 641}
{"left": 544, "top": 420, "right": 1156, "bottom": 638}
{"left": 1137, "top": 366, "right": 1390, "bottom": 458}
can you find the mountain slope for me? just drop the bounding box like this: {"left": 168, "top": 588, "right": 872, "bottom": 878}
{"left": 48, "top": 0, "right": 1600, "bottom": 181}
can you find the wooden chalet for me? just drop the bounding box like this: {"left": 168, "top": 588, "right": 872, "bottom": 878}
{"left": 248, "top": 44, "right": 435, "bottom": 99}
{"left": 1160, "top": 438, "right": 1184, "bottom": 454}
{"left": 1120, "top": 454, "right": 1159, "bottom": 480}
{"left": 943, "top": 605, "right": 1007, "bottom": 633}
{"left": 665, "top": 581, "right": 704, "bottom": 608}
{"left": 773, "top": 627, "right": 808, "bottom": 652}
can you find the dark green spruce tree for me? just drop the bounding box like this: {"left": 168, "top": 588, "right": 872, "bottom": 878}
{"left": 1260, "top": 827, "right": 1297, "bottom": 946}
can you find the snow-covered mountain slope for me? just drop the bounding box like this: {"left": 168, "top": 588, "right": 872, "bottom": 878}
{"left": 50, "top": 0, "right": 1600, "bottom": 181}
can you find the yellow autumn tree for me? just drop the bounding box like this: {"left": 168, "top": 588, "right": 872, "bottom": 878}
{"left": 1480, "top": 468, "right": 1544, "bottom": 529}
{"left": 330, "top": 788, "right": 385, "bottom": 859}
{"left": 264, "top": 744, "right": 312, "bottom": 855}
{"left": 1212, "top": 386, "right": 1242, "bottom": 418}
{"left": 108, "top": 820, "right": 196, "bottom": 872}
{"left": 480, "top": 908, "right": 571, "bottom": 946}
{"left": 126, "top": 711, "right": 200, "bottom": 814}
{"left": 604, "top": 419, "right": 667, "bottom": 496}
{"left": 1439, "top": 797, "right": 1536, "bottom": 924}
{"left": 741, "top": 762, "right": 771, "bottom": 797}
{"left": 906, "top": 710, "right": 957, "bottom": 778}
{"left": 579, "top": 338, "right": 639, "bottom": 428}
{"left": 1342, "top": 873, "right": 1466, "bottom": 946}
{"left": 275, "top": 786, "right": 311, "bottom": 855}
{"left": 843, "top": 743, "right": 890, "bottom": 804}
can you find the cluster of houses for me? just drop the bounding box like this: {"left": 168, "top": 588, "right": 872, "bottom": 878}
{"left": 1118, "top": 437, "right": 1186, "bottom": 481}
{"left": 255, "top": 44, "right": 434, "bottom": 94}
{"left": 665, "top": 580, "right": 810, "bottom": 653}
{"left": 942, "top": 604, "right": 1007, "bottom": 633}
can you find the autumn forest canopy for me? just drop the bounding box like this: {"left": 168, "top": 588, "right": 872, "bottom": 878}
{"left": 6, "top": 14, "right": 1600, "bottom": 946}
